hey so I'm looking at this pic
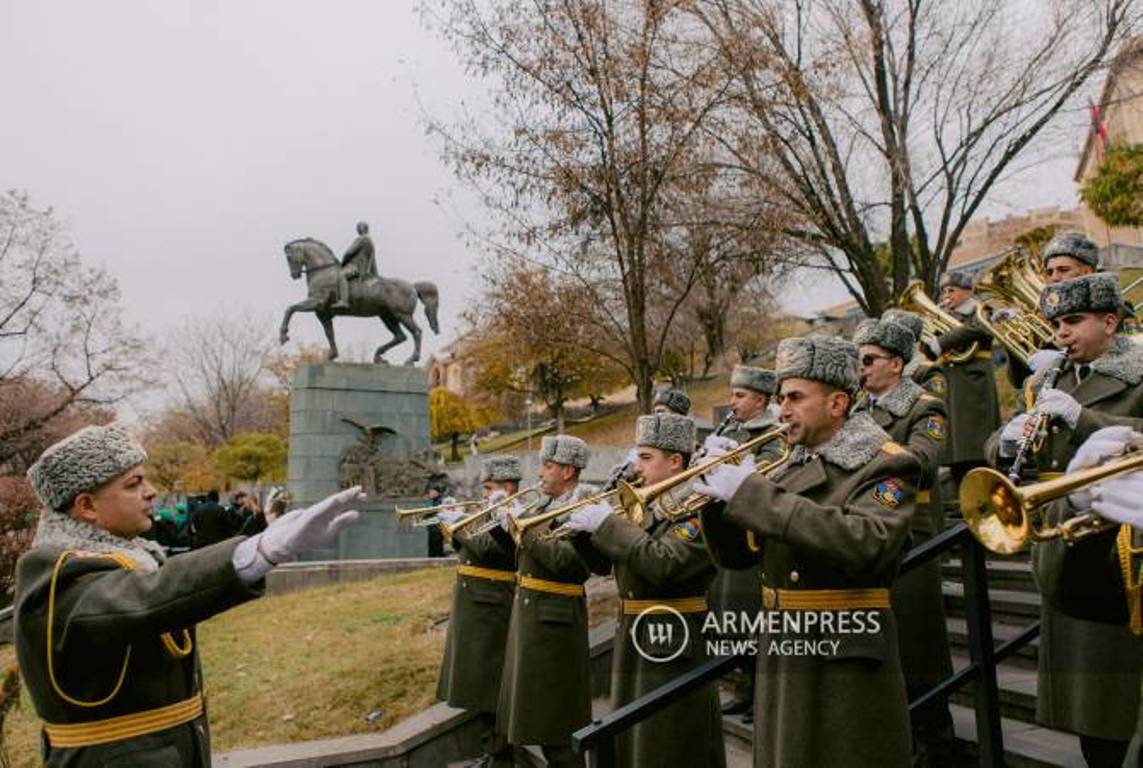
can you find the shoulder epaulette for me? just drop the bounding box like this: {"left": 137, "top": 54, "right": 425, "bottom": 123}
{"left": 880, "top": 441, "right": 906, "bottom": 456}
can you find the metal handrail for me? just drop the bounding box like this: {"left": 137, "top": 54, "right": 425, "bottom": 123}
{"left": 573, "top": 521, "right": 1038, "bottom": 767}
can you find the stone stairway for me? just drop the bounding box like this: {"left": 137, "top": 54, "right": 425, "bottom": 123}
{"left": 940, "top": 552, "right": 1084, "bottom": 767}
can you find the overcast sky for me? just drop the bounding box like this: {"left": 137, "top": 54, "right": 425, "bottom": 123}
{"left": 1, "top": 1, "right": 1094, "bottom": 414}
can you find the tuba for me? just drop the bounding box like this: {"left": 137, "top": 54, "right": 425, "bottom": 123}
{"left": 959, "top": 452, "right": 1143, "bottom": 555}
{"left": 897, "top": 281, "right": 978, "bottom": 364}
{"left": 974, "top": 247, "right": 1056, "bottom": 365}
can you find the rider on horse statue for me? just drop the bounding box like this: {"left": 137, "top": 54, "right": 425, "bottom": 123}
{"left": 332, "top": 221, "right": 378, "bottom": 309}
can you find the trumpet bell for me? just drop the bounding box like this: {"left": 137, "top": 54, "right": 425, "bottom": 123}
{"left": 959, "top": 468, "right": 1032, "bottom": 555}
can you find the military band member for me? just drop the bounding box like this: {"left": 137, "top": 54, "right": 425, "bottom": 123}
{"left": 1024, "top": 426, "right": 1142, "bottom": 768}
{"left": 436, "top": 456, "right": 522, "bottom": 768}
{"left": 933, "top": 270, "right": 1000, "bottom": 484}
{"left": 882, "top": 308, "right": 949, "bottom": 399}
{"left": 695, "top": 335, "right": 921, "bottom": 768}
{"left": 853, "top": 318, "right": 954, "bottom": 767}
{"left": 988, "top": 273, "right": 1143, "bottom": 767}
{"left": 652, "top": 388, "right": 692, "bottom": 416}
{"left": 491, "top": 435, "right": 595, "bottom": 768}
{"left": 706, "top": 364, "right": 780, "bottom": 722}
{"left": 563, "top": 414, "right": 726, "bottom": 768}
{"left": 1006, "top": 232, "right": 1100, "bottom": 387}
{"left": 14, "top": 424, "right": 363, "bottom": 767}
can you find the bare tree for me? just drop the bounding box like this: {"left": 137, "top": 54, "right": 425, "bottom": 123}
{"left": 425, "top": 0, "right": 758, "bottom": 410}
{"left": 167, "top": 310, "right": 278, "bottom": 447}
{"left": 0, "top": 190, "right": 150, "bottom": 468}
{"left": 693, "top": 0, "right": 1137, "bottom": 313}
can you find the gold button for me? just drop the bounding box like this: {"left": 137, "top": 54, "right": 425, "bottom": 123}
{"left": 1051, "top": 460, "right": 1059, "bottom": 469}
{"left": 1051, "top": 426, "right": 1060, "bottom": 435}
{"left": 762, "top": 586, "right": 777, "bottom": 609}
{"left": 790, "top": 571, "right": 800, "bottom": 583}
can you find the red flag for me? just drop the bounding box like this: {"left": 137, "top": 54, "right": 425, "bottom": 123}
{"left": 1090, "top": 100, "right": 1109, "bottom": 160}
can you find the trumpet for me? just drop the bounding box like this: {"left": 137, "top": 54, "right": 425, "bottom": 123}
{"left": 898, "top": 280, "right": 978, "bottom": 364}
{"left": 516, "top": 487, "right": 630, "bottom": 543}
{"left": 959, "top": 451, "right": 1143, "bottom": 555}
{"left": 445, "top": 484, "right": 544, "bottom": 542}
{"left": 617, "top": 423, "right": 790, "bottom": 525}
{"left": 394, "top": 499, "right": 484, "bottom": 525}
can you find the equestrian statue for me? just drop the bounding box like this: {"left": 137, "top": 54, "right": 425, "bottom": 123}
{"left": 280, "top": 222, "right": 440, "bottom": 365}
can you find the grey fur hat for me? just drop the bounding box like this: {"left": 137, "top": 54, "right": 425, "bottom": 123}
{"left": 539, "top": 434, "right": 589, "bottom": 469}
{"left": 730, "top": 364, "right": 777, "bottom": 395}
{"left": 853, "top": 318, "right": 916, "bottom": 362}
{"left": 940, "top": 270, "right": 974, "bottom": 290}
{"left": 776, "top": 335, "right": 860, "bottom": 392}
{"left": 652, "top": 388, "right": 692, "bottom": 415}
{"left": 1044, "top": 231, "right": 1100, "bottom": 269}
{"left": 635, "top": 414, "right": 696, "bottom": 456}
{"left": 27, "top": 423, "right": 148, "bottom": 512}
{"left": 881, "top": 309, "right": 925, "bottom": 343}
{"left": 1040, "top": 273, "right": 1124, "bottom": 321}
{"left": 480, "top": 455, "right": 522, "bottom": 483}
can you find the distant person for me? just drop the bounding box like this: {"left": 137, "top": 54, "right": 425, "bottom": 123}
{"left": 425, "top": 482, "right": 448, "bottom": 558}
{"left": 189, "top": 490, "right": 239, "bottom": 549}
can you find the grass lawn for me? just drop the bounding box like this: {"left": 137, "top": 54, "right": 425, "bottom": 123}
{"left": 1, "top": 567, "right": 455, "bottom": 766}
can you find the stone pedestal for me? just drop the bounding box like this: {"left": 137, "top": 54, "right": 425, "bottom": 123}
{"left": 287, "top": 362, "right": 433, "bottom": 560}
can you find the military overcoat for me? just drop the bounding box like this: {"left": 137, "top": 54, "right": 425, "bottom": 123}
{"left": 937, "top": 298, "right": 1000, "bottom": 465}
{"left": 702, "top": 412, "right": 920, "bottom": 768}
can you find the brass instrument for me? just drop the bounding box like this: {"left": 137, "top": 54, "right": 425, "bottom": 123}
{"left": 450, "top": 486, "right": 544, "bottom": 539}
{"left": 960, "top": 452, "right": 1143, "bottom": 555}
{"left": 1123, "top": 274, "right": 1143, "bottom": 315}
{"left": 974, "top": 248, "right": 1055, "bottom": 365}
{"left": 521, "top": 487, "right": 629, "bottom": 543}
{"left": 442, "top": 484, "right": 544, "bottom": 542}
{"left": 394, "top": 500, "right": 483, "bottom": 528}
{"left": 617, "top": 423, "right": 791, "bottom": 526}
{"left": 898, "top": 281, "right": 978, "bottom": 364}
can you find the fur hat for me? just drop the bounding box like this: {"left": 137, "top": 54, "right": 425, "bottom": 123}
{"left": 539, "top": 434, "right": 589, "bottom": 469}
{"left": 776, "top": 335, "right": 860, "bottom": 392}
{"left": 939, "top": 270, "right": 974, "bottom": 290}
{"left": 853, "top": 318, "right": 916, "bottom": 362}
{"left": 652, "top": 388, "right": 692, "bottom": 415}
{"left": 27, "top": 423, "right": 148, "bottom": 512}
{"left": 1044, "top": 232, "right": 1100, "bottom": 269}
{"left": 1039, "top": 273, "right": 1125, "bottom": 321}
{"left": 881, "top": 309, "right": 925, "bottom": 343}
{"left": 635, "top": 414, "right": 696, "bottom": 456}
{"left": 480, "top": 455, "right": 522, "bottom": 483}
{"left": 730, "top": 364, "right": 777, "bottom": 395}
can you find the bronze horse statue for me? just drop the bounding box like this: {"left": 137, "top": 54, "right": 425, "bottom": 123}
{"left": 280, "top": 238, "right": 440, "bottom": 365}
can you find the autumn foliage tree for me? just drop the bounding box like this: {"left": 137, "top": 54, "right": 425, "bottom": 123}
{"left": 430, "top": 387, "right": 492, "bottom": 461}
{"left": 213, "top": 432, "right": 287, "bottom": 485}
{"left": 1081, "top": 143, "right": 1143, "bottom": 227}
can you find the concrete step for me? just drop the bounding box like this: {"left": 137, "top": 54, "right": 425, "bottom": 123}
{"left": 942, "top": 557, "right": 1037, "bottom": 593}
{"left": 943, "top": 582, "right": 1042, "bottom": 622}
{"left": 950, "top": 703, "right": 1083, "bottom": 767}
{"left": 949, "top": 652, "right": 1039, "bottom": 723}
{"left": 946, "top": 616, "right": 1041, "bottom": 663}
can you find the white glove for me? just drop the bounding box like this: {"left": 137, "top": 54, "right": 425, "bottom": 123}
{"left": 1066, "top": 426, "right": 1142, "bottom": 511}
{"left": 1034, "top": 387, "right": 1082, "bottom": 429}
{"left": 998, "top": 414, "right": 1033, "bottom": 458}
{"left": 233, "top": 486, "right": 365, "bottom": 584}
{"left": 571, "top": 483, "right": 599, "bottom": 502}
{"left": 1067, "top": 426, "right": 1141, "bottom": 472}
{"left": 702, "top": 435, "right": 740, "bottom": 459}
{"left": 437, "top": 507, "right": 467, "bottom": 525}
{"left": 1026, "top": 349, "right": 1065, "bottom": 373}
{"left": 923, "top": 336, "right": 942, "bottom": 360}
{"left": 1090, "top": 472, "right": 1143, "bottom": 526}
{"left": 691, "top": 454, "right": 757, "bottom": 502}
{"left": 497, "top": 501, "right": 528, "bottom": 530}
{"left": 486, "top": 489, "right": 508, "bottom": 505}
{"left": 564, "top": 502, "right": 614, "bottom": 533}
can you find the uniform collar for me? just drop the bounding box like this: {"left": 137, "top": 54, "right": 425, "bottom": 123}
{"left": 787, "top": 411, "right": 892, "bottom": 471}
{"left": 864, "top": 377, "right": 923, "bottom": 417}
{"left": 1028, "top": 336, "right": 1143, "bottom": 389}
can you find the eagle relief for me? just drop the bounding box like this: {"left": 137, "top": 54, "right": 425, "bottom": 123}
{"left": 337, "top": 416, "right": 449, "bottom": 497}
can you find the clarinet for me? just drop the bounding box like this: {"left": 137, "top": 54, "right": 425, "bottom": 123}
{"left": 1008, "top": 360, "right": 1066, "bottom": 482}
